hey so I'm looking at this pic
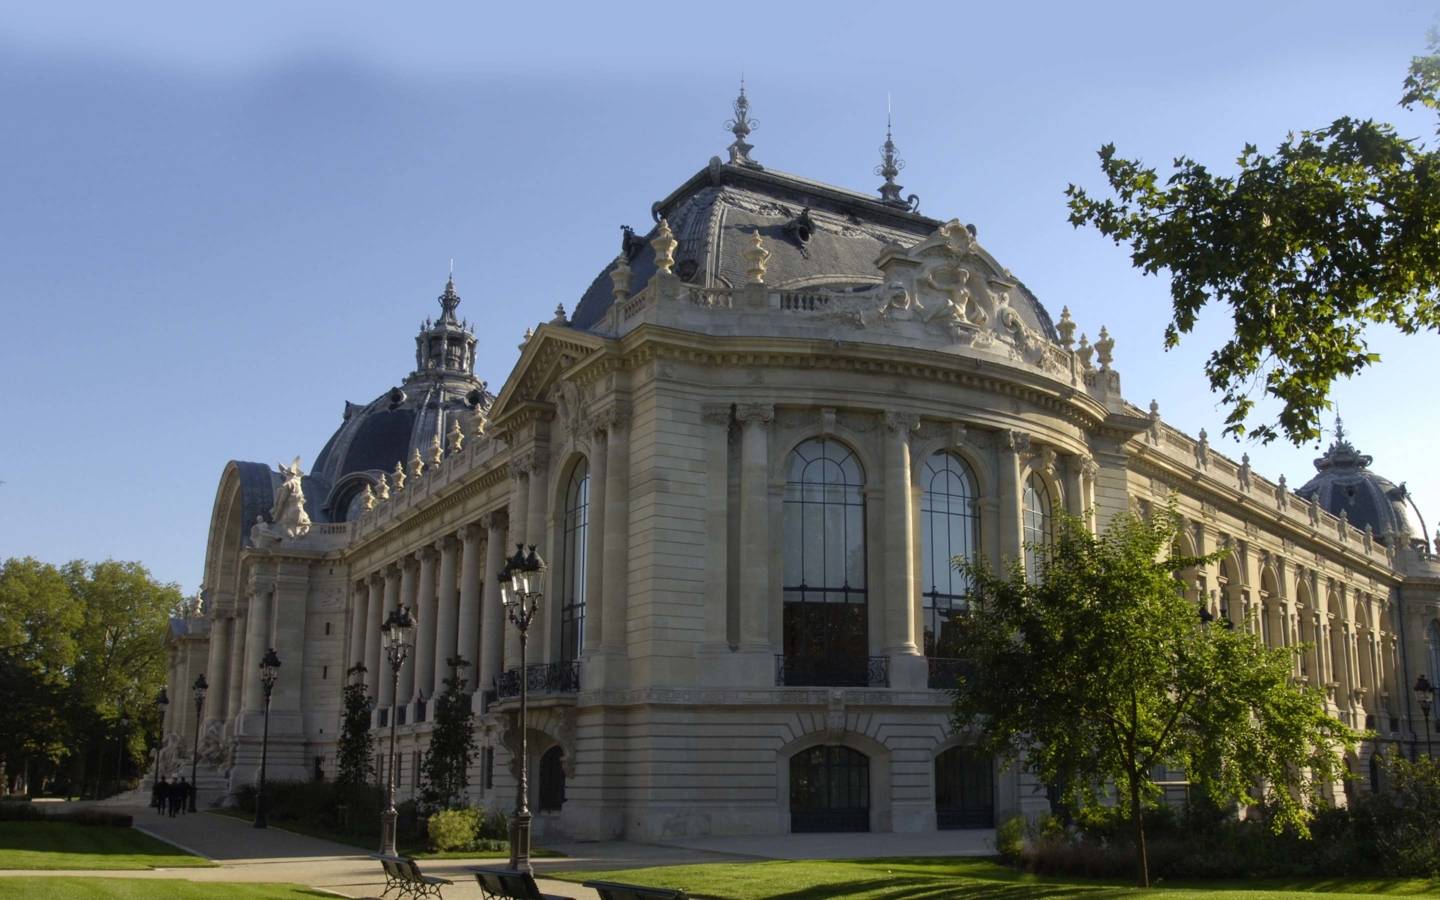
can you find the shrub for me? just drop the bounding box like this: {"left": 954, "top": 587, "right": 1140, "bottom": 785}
{"left": 477, "top": 808, "right": 508, "bottom": 841}
{"left": 0, "top": 802, "right": 46, "bottom": 821}
{"left": 427, "top": 807, "right": 480, "bottom": 851}
{"left": 995, "top": 815, "right": 1026, "bottom": 861}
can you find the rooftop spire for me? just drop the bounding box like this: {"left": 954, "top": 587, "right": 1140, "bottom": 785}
{"left": 725, "top": 77, "right": 761, "bottom": 169}
{"left": 413, "top": 272, "right": 476, "bottom": 378}
{"left": 438, "top": 272, "right": 461, "bottom": 324}
{"left": 876, "top": 100, "right": 909, "bottom": 207}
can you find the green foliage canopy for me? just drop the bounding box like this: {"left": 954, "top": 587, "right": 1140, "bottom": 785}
{"left": 1066, "top": 38, "right": 1440, "bottom": 445}
{"left": 949, "top": 506, "right": 1360, "bottom": 886}
{"left": 336, "top": 664, "right": 374, "bottom": 788}
{"left": 420, "top": 656, "right": 477, "bottom": 811}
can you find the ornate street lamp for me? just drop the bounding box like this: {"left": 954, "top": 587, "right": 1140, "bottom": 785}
{"left": 378, "top": 605, "right": 415, "bottom": 857}
{"left": 254, "top": 648, "right": 281, "bottom": 829}
{"left": 1415, "top": 673, "right": 1434, "bottom": 760}
{"left": 189, "top": 673, "right": 208, "bottom": 812}
{"left": 498, "top": 544, "right": 547, "bottom": 874}
{"left": 151, "top": 688, "right": 169, "bottom": 801}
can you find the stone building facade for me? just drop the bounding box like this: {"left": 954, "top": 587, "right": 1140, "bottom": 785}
{"left": 160, "top": 111, "right": 1440, "bottom": 841}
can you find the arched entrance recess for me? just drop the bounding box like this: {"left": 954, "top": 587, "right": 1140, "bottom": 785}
{"left": 935, "top": 745, "right": 994, "bottom": 829}
{"left": 790, "top": 745, "right": 870, "bottom": 833}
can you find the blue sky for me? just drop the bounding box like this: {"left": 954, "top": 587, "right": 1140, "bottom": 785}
{"left": 1, "top": 1, "right": 1436, "bottom": 592}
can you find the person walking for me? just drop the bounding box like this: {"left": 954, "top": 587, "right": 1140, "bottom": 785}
{"left": 151, "top": 777, "right": 166, "bottom": 812}
{"left": 166, "top": 779, "right": 181, "bottom": 818}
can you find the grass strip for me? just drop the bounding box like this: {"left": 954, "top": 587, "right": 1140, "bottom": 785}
{"left": 0, "top": 821, "right": 213, "bottom": 871}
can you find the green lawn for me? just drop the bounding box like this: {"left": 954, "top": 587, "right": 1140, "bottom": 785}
{"left": 207, "top": 808, "right": 561, "bottom": 859}
{"left": 549, "top": 857, "right": 1440, "bottom": 899}
{"left": 0, "top": 878, "right": 335, "bottom": 899}
{"left": 0, "top": 822, "right": 213, "bottom": 871}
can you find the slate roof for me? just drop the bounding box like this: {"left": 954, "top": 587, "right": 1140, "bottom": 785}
{"left": 1294, "top": 426, "right": 1417, "bottom": 543}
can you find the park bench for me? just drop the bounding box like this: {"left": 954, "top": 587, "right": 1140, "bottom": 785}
{"left": 582, "top": 879, "right": 691, "bottom": 900}
{"left": 470, "top": 865, "right": 576, "bottom": 900}
{"left": 372, "top": 854, "right": 454, "bottom": 899}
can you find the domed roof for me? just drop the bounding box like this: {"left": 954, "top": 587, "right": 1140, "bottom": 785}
{"left": 570, "top": 159, "right": 1058, "bottom": 343}
{"left": 1294, "top": 420, "right": 1418, "bottom": 544}
{"left": 310, "top": 277, "right": 492, "bottom": 520}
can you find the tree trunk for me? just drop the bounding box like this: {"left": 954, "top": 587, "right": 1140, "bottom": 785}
{"left": 1129, "top": 772, "right": 1149, "bottom": 888}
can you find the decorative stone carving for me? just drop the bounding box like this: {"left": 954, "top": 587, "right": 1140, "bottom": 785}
{"left": 447, "top": 419, "right": 464, "bottom": 455}
{"left": 1194, "top": 429, "right": 1209, "bottom": 469}
{"left": 1002, "top": 429, "right": 1031, "bottom": 453}
{"left": 552, "top": 303, "right": 568, "bottom": 324}
{"left": 743, "top": 230, "right": 770, "bottom": 285}
{"left": 197, "top": 720, "right": 225, "bottom": 766}
{"left": 409, "top": 448, "right": 425, "bottom": 478}
{"left": 428, "top": 434, "right": 443, "bottom": 467}
{"left": 736, "top": 403, "right": 774, "bottom": 425}
{"left": 1056, "top": 306, "right": 1076, "bottom": 350}
{"left": 818, "top": 407, "right": 837, "bottom": 436}
{"left": 825, "top": 689, "right": 846, "bottom": 739}
{"left": 1076, "top": 334, "right": 1094, "bottom": 371}
{"left": 1095, "top": 326, "right": 1115, "bottom": 371}
{"left": 361, "top": 485, "right": 376, "bottom": 511}
{"left": 1238, "top": 453, "right": 1252, "bottom": 492}
{"left": 652, "top": 219, "right": 678, "bottom": 276}
{"left": 478, "top": 510, "right": 507, "bottom": 531}
{"left": 700, "top": 404, "right": 732, "bottom": 426}
{"left": 1309, "top": 495, "right": 1322, "bottom": 527}
{"left": 392, "top": 461, "right": 406, "bottom": 493}
{"left": 1147, "top": 399, "right": 1162, "bottom": 445}
{"left": 1276, "top": 474, "right": 1289, "bottom": 510}
{"left": 376, "top": 473, "right": 391, "bottom": 501}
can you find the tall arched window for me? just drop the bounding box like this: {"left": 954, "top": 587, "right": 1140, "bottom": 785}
{"left": 921, "top": 452, "right": 978, "bottom": 657}
{"left": 559, "top": 460, "right": 589, "bottom": 663}
{"left": 1022, "top": 472, "right": 1053, "bottom": 580}
{"left": 783, "top": 439, "right": 868, "bottom": 686}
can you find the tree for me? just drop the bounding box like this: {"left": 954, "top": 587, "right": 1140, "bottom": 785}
{"left": 336, "top": 664, "right": 375, "bottom": 788}
{"left": 0, "top": 558, "right": 82, "bottom": 791}
{"left": 1066, "top": 37, "right": 1440, "bottom": 445}
{"left": 949, "top": 505, "right": 1360, "bottom": 887}
{"left": 420, "top": 656, "right": 477, "bottom": 811}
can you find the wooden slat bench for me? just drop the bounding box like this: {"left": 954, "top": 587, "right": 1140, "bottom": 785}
{"left": 371, "top": 854, "right": 454, "bottom": 899}
{"left": 582, "top": 879, "right": 691, "bottom": 900}
{"left": 470, "top": 865, "right": 576, "bottom": 900}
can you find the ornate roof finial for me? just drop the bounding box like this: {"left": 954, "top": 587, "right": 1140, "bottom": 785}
{"left": 725, "top": 77, "right": 761, "bottom": 169}
{"left": 876, "top": 98, "right": 919, "bottom": 211}
{"left": 1334, "top": 414, "right": 1346, "bottom": 445}
{"left": 438, "top": 273, "right": 461, "bottom": 324}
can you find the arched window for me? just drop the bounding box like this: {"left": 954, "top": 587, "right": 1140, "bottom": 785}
{"left": 1022, "top": 472, "right": 1053, "bottom": 580}
{"left": 559, "top": 461, "right": 589, "bottom": 663}
{"left": 921, "top": 453, "right": 978, "bottom": 657}
{"left": 790, "top": 745, "right": 870, "bottom": 833}
{"left": 1428, "top": 620, "right": 1440, "bottom": 686}
{"left": 782, "top": 439, "right": 868, "bottom": 686}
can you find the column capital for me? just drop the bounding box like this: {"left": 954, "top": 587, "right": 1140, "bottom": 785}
{"left": 736, "top": 402, "right": 774, "bottom": 425}
{"left": 592, "top": 400, "right": 632, "bottom": 433}
{"left": 882, "top": 411, "right": 919, "bottom": 434}
{"left": 459, "top": 522, "right": 484, "bottom": 543}
{"left": 479, "top": 509, "right": 508, "bottom": 531}
{"left": 418, "top": 544, "right": 439, "bottom": 563}
{"left": 433, "top": 534, "right": 458, "bottom": 554}
{"left": 1000, "top": 429, "right": 1031, "bottom": 453}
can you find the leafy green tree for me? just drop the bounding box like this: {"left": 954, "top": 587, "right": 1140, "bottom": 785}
{"left": 949, "top": 505, "right": 1360, "bottom": 887}
{"left": 336, "top": 664, "right": 375, "bottom": 788}
{"left": 1066, "top": 36, "right": 1440, "bottom": 445}
{"left": 420, "top": 656, "right": 476, "bottom": 811}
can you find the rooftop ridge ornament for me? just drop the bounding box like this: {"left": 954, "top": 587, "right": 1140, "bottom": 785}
{"left": 438, "top": 274, "right": 462, "bottom": 324}
{"left": 724, "top": 78, "right": 761, "bottom": 169}
{"left": 875, "top": 104, "right": 920, "bottom": 211}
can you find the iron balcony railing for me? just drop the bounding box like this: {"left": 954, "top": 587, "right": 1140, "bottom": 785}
{"left": 495, "top": 660, "right": 581, "bottom": 700}
{"left": 927, "top": 657, "right": 978, "bottom": 691}
{"left": 775, "top": 654, "right": 889, "bottom": 688}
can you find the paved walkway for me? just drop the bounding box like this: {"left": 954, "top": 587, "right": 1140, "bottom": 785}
{"left": 0, "top": 802, "right": 996, "bottom": 898}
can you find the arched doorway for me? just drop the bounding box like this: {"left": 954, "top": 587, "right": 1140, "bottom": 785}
{"left": 935, "top": 746, "right": 993, "bottom": 829}
{"left": 538, "top": 746, "right": 565, "bottom": 812}
{"left": 790, "top": 745, "right": 869, "bottom": 833}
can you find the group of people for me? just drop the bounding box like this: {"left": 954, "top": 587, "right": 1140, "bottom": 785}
{"left": 151, "top": 776, "right": 194, "bottom": 817}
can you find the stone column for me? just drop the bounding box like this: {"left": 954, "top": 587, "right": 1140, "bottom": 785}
{"left": 883, "top": 412, "right": 924, "bottom": 688}
{"left": 398, "top": 557, "right": 420, "bottom": 705}
{"left": 203, "top": 615, "right": 231, "bottom": 726}
{"left": 225, "top": 613, "right": 245, "bottom": 728}
{"left": 456, "top": 525, "right": 484, "bottom": 676}
{"left": 348, "top": 579, "right": 368, "bottom": 674}
{"left": 504, "top": 469, "right": 529, "bottom": 672}
{"left": 377, "top": 566, "right": 400, "bottom": 711}
{"left": 1062, "top": 455, "right": 1084, "bottom": 518}
{"left": 736, "top": 404, "right": 773, "bottom": 663}
{"left": 364, "top": 574, "right": 385, "bottom": 697}
{"left": 997, "top": 431, "right": 1026, "bottom": 566}
{"left": 269, "top": 564, "right": 309, "bottom": 715}
{"left": 700, "top": 405, "right": 732, "bottom": 653}
{"left": 600, "top": 407, "right": 632, "bottom": 655}
{"left": 434, "top": 536, "right": 460, "bottom": 693}
{"left": 240, "top": 576, "right": 274, "bottom": 715}
{"left": 525, "top": 450, "right": 551, "bottom": 662}
{"left": 582, "top": 423, "right": 609, "bottom": 656}
{"left": 479, "top": 512, "right": 508, "bottom": 695}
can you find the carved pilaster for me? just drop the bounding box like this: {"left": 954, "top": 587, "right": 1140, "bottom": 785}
{"left": 736, "top": 402, "right": 774, "bottom": 425}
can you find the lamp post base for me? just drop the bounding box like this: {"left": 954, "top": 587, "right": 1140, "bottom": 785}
{"left": 508, "top": 811, "right": 533, "bottom": 874}
{"left": 379, "top": 808, "right": 398, "bottom": 857}
{"left": 253, "top": 799, "right": 267, "bottom": 829}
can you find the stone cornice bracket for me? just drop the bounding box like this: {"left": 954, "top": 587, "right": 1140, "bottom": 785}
{"left": 736, "top": 402, "right": 775, "bottom": 425}
{"left": 819, "top": 407, "right": 838, "bottom": 436}
{"left": 478, "top": 510, "right": 508, "bottom": 531}
{"left": 882, "top": 411, "right": 919, "bottom": 433}
{"left": 592, "top": 400, "right": 632, "bottom": 433}
{"left": 1002, "top": 429, "right": 1031, "bottom": 453}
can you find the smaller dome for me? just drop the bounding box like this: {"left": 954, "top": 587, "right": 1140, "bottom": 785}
{"left": 1294, "top": 420, "right": 1418, "bottom": 544}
